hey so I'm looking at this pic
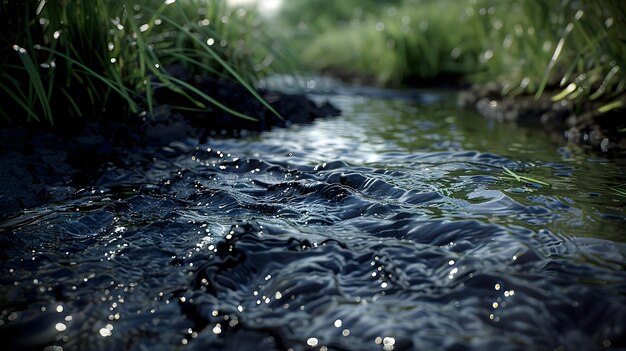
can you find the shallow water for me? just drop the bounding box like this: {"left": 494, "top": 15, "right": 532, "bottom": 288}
{"left": 1, "top": 90, "right": 625, "bottom": 350}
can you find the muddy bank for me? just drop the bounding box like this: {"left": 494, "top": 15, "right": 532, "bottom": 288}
{"left": 0, "top": 77, "right": 340, "bottom": 218}
{"left": 459, "top": 83, "right": 626, "bottom": 152}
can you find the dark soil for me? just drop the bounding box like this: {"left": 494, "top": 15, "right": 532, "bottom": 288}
{"left": 459, "top": 83, "right": 626, "bottom": 152}
{"left": 0, "top": 75, "right": 340, "bottom": 219}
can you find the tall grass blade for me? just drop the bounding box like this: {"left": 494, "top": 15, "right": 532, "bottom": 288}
{"left": 0, "top": 80, "right": 41, "bottom": 122}
{"left": 145, "top": 78, "right": 154, "bottom": 117}
{"left": 611, "top": 185, "right": 626, "bottom": 197}
{"left": 598, "top": 99, "right": 623, "bottom": 113}
{"left": 38, "top": 47, "right": 139, "bottom": 113}
{"left": 13, "top": 45, "right": 54, "bottom": 124}
{"left": 166, "top": 75, "right": 258, "bottom": 122}
{"left": 161, "top": 50, "right": 226, "bottom": 78}
{"left": 60, "top": 87, "right": 83, "bottom": 117}
{"left": 154, "top": 9, "right": 283, "bottom": 120}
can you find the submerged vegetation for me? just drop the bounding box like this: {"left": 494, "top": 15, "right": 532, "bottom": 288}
{"left": 277, "top": 0, "right": 626, "bottom": 114}
{"left": 0, "top": 0, "right": 283, "bottom": 125}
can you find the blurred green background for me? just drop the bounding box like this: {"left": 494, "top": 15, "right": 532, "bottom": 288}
{"left": 274, "top": 0, "right": 625, "bottom": 108}
{"left": 1, "top": 0, "right": 624, "bottom": 124}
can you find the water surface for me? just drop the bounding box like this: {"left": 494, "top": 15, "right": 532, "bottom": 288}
{"left": 1, "top": 89, "right": 625, "bottom": 350}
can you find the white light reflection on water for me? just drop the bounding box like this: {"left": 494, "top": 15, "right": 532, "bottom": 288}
{"left": 99, "top": 325, "right": 112, "bottom": 337}
{"left": 306, "top": 337, "right": 318, "bottom": 347}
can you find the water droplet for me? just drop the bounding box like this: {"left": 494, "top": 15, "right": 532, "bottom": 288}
{"left": 480, "top": 50, "right": 494, "bottom": 63}
{"left": 306, "top": 338, "right": 318, "bottom": 347}
{"left": 213, "top": 324, "right": 222, "bottom": 334}
{"left": 383, "top": 337, "right": 396, "bottom": 347}
{"left": 451, "top": 47, "right": 461, "bottom": 58}
{"left": 575, "top": 10, "right": 584, "bottom": 21}
{"left": 55, "top": 323, "right": 66, "bottom": 331}
{"left": 334, "top": 319, "right": 342, "bottom": 328}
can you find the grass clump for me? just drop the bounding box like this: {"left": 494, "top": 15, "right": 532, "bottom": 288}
{"left": 276, "top": 0, "right": 625, "bottom": 111}
{"left": 467, "top": 0, "right": 626, "bottom": 112}
{"left": 278, "top": 0, "right": 474, "bottom": 86}
{"left": 0, "top": 0, "right": 283, "bottom": 125}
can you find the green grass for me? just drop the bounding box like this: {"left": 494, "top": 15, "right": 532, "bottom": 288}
{"left": 278, "top": 1, "right": 475, "bottom": 86}
{"left": 468, "top": 0, "right": 626, "bottom": 112}
{"left": 501, "top": 166, "right": 551, "bottom": 187}
{"left": 0, "top": 0, "right": 284, "bottom": 125}
{"left": 611, "top": 184, "right": 626, "bottom": 197}
{"left": 276, "top": 0, "right": 625, "bottom": 112}
{"left": 4, "top": 0, "right": 622, "bottom": 125}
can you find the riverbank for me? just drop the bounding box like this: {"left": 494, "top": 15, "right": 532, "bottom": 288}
{"left": 459, "top": 84, "right": 626, "bottom": 153}
{"left": 0, "top": 77, "right": 339, "bottom": 218}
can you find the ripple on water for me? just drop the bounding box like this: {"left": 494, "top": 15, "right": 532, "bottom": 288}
{"left": 1, "top": 93, "right": 625, "bottom": 350}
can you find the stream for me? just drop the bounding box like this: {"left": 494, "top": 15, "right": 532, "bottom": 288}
{"left": 1, "top": 88, "right": 625, "bottom": 350}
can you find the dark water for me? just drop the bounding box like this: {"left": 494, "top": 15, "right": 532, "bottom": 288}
{"left": 1, "top": 90, "right": 625, "bottom": 350}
